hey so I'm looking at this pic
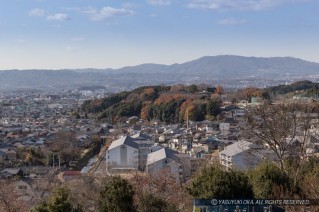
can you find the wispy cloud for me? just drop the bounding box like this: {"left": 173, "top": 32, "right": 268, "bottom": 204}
{"left": 46, "top": 13, "right": 70, "bottom": 21}
{"left": 218, "top": 18, "right": 247, "bottom": 25}
{"left": 29, "top": 9, "right": 70, "bottom": 22}
{"left": 82, "top": 7, "right": 134, "bottom": 21}
{"left": 187, "top": 0, "right": 285, "bottom": 11}
{"left": 147, "top": 0, "right": 172, "bottom": 6}
{"left": 28, "top": 8, "right": 46, "bottom": 16}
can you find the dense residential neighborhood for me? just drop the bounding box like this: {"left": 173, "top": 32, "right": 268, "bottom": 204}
{"left": 2, "top": 0, "right": 319, "bottom": 210}
{"left": 1, "top": 82, "right": 319, "bottom": 211}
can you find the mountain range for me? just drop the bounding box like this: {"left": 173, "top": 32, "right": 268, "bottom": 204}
{"left": 1, "top": 55, "right": 319, "bottom": 91}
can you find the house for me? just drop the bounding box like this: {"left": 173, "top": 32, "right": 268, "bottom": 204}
{"left": 233, "top": 109, "right": 246, "bottom": 122}
{"left": 198, "top": 90, "right": 211, "bottom": 96}
{"left": 168, "top": 134, "right": 192, "bottom": 153}
{"left": 219, "top": 123, "right": 230, "bottom": 135}
{"left": 131, "top": 132, "right": 154, "bottom": 170}
{"left": 106, "top": 133, "right": 156, "bottom": 171}
{"left": 15, "top": 180, "right": 34, "bottom": 200}
{"left": 0, "top": 149, "right": 17, "bottom": 162}
{"left": 158, "top": 134, "right": 167, "bottom": 143}
{"left": 164, "top": 124, "right": 180, "bottom": 134}
{"left": 23, "top": 139, "right": 36, "bottom": 146}
{"left": 126, "top": 116, "right": 139, "bottom": 124}
{"left": 169, "top": 134, "right": 181, "bottom": 151}
{"left": 251, "top": 97, "right": 262, "bottom": 105}
{"left": 128, "top": 124, "right": 142, "bottom": 135}
{"left": 34, "top": 139, "right": 46, "bottom": 146}
{"left": 199, "top": 136, "right": 220, "bottom": 152}
{"left": 146, "top": 147, "right": 191, "bottom": 178}
{"left": 238, "top": 100, "right": 248, "bottom": 106}
{"left": 131, "top": 132, "right": 151, "bottom": 140}
{"left": 4, "top": 149, "right": 17, "bottom": 161}
{"left": 179, "top": 135, "right": 193, "bottom": 154}
{"left": 0, "top": 168, "right": 23, "bottom": 179}
{"left": 219, "top": 140, "right": 263, "bottom": 170}
{"left": 193, "top": 133, "right": 203, "bottom": 143}
{"left": 106, "top": 136, "right": 139, "bottom": 171}
{"left": 190, "top": 146, "right": 207, "bottom": 158}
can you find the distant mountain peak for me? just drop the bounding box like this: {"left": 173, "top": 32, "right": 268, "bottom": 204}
{"left": 1, "top": 55, "right": 319, "bottom": 91}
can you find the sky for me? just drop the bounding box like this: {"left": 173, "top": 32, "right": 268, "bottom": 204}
{"left": 0, "top": 0, "right": 319, "bottom": 70}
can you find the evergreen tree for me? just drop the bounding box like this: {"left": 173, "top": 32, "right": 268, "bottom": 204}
{"left": 32, "top": 187, "right": 82, "bottom": 212}
{"left": 248, "top": 162, "right": 292, "bottom": 198}
{"left": 98, "top": 176, "right": 135, "bottom": 212}
{"left": 138, "top": 194, "right": 177, "bottom": 212}
{"left": 187, "top": 164, "right": 253, "bottom": 199}
{"left": 206, "top": 100, "right": 221, "bottom": 117}
{"left": 188, "top": 84, "right": 198, "bottom": 93}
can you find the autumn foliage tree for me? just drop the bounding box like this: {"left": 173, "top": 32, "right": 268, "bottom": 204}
{"left": 170, "top": 84, "right": 186, "bottom": 92}
{"left": 84, "top": 84, "right": 222, "bottom": 123}
{"left": 215, "top": 85, "right": 224, "bottom": 97}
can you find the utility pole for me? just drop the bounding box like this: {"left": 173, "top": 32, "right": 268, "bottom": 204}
{"left": 58, "top": 153, "right": 61, "bottom": 169}
{"left": 52, "top": 153, "right": 55, "bottom": 169}
{"left": 52, "top": 153, "right": 61, "bottom": 169}
{"left": 186, "top": 107, "right": 189, "bottom": 130}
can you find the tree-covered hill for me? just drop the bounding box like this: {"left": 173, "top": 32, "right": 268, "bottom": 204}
{"left": 82, "top": 84, "right": 221, "bottom": 123}
{"left": 2, "top": 56, "right": 319, "bottom": 91}
{"left": 265, "top": 80, "right": 319, "bottom": 95}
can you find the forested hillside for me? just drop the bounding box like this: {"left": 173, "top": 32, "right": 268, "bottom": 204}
{"left": 82, "top": 84, "right": 222, "bottom": 123}
{"left": 266, "top": 80, "right": 319, "bottom": 95}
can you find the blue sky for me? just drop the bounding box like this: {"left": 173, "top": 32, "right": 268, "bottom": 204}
{"left": 0, "top": 0, "right": 319, "bottom": 69}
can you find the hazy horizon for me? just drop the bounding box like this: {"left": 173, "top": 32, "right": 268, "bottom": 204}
{"left": 0, "top": 54, "right": 318, "bottom": 71}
